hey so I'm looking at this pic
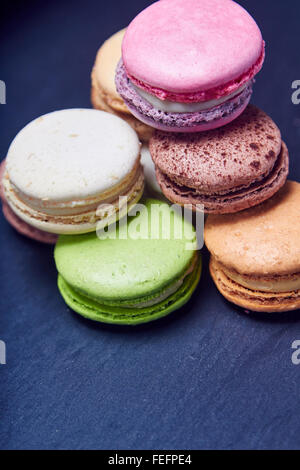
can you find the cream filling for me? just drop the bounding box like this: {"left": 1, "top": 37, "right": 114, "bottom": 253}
{"left": 3, "top": 169, "right": 144, "bottom": 234}
{"left": 126, "top": 279, "right": 184, "bottom": 308}
{"left": 3, "top": 163, "right": 142, "bottom": 217}
{"left": 222, "top": 266, "right": 300, "bottom": 293}
{"left": 132, "top": 82, "right": 249, "bottom": 113}
{"left": 123, "top": 254, "right": 198, "bottom": 308}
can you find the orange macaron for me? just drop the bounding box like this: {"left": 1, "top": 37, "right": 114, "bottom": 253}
{"left": 205, "top": 181, "right": 300, "bottom": 313}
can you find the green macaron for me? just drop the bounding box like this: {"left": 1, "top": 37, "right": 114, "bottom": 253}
{"left": 54, "top": 198, "right": 201, "bottom": 325}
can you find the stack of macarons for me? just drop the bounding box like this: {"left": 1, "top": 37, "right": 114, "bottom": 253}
{"left": 112, "top": 0, "right": 296, "bottom": 314}
{"left": 116, "top": 0, "right": 265, "bottom": 133}
{"left": 91, "top": 29, "right": 162, "bottom": 197}
{"left": 113, "top": 0, "right": 289, "bottom": 214}
{"left": 1, "top": 0, "right": 299, "bottom": 321}
{"left": 0, "top": 108, "right": 202, "bottom": 324}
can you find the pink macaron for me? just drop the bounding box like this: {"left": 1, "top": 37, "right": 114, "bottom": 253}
{"left": 116, "top": 0, "right": 265, "bottom": 133}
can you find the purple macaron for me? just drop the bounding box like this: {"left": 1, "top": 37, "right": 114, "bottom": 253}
{"left": 115, "top": 60, "right": 253, "bottom": 133}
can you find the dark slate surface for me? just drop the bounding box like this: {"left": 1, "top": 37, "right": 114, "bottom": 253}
{"left": 0, "top": 0, "right": 299, "bottom": 450}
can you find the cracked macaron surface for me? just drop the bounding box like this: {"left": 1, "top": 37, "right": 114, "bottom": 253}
{"left": 204, "top": 181, "right": 300, "bottom": 313}
{"left": 54, "top": 198, "right": 202, "bottom": 325}
{"left": 117, "top": 0, "right": 265, "bottom": 132}
{"left": 149, "top": 105, "right": 289, "bottom": 214}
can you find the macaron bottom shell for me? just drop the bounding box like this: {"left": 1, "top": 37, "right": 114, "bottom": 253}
{"left": 155, "top": 141, "right": 289, "bottom": 214}
{"left": 3, "top": 170, "right": 144, "bottom": 235}
{"left": 210, "top": 258, "right": 300, "bottom": 313}
{"left": 115, "top": 61, "right": 252, "bottom": 133}
{"left": 126, "top": 99, "right": 250, "bottom": 133}
{"left": 57, "top": 256, "right": 202, "bottom": 325}
{"left": 2, "top": 201, "right": 58, "bottom": 244}
{"left": 3, "top": 165, "right": 144, "bottom": 235}
{"left": 0, "top": 160, "right": 57, "bottom": 244}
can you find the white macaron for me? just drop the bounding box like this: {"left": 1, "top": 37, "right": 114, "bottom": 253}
{"left": 3, "top": 109, "right": 144, "bottom": 234}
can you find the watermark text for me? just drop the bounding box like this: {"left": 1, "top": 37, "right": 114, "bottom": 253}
{"left": 291, "top": 340, "right": 300, "bottom": 365}
{"left": 96, "top": 198, "right": 204, "bottom": 251}
{"left": 291, "top": 80, "right": 300, "bottom": 104}
{"left": 0, "top": 340, "right": 6, "bottom": 365}
{"left": 0, "top": 80, "right": 6, "bottom": 104}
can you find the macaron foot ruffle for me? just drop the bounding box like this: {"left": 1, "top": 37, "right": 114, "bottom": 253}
{"left": 57, "top": 257, "right": 201, "bottom": 325}
{"left": 209, "top": 258, "right": 300, "bottom": 313}
{"left": 115, "top": 61, "right": 253, "bottom": 133}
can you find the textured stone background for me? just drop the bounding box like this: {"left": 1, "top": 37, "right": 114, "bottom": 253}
{"left": 0, "top": 0, "right": 299, "bottom": 450}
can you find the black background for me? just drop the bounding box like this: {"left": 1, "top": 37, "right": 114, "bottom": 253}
{"left": 0, "top": 0, "right": 300, "bottom": 450}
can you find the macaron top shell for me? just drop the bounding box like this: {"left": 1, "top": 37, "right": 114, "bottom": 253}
{"left": 150, "top": 106, "right": 282, "bottom": 193}
{"left": 6, "top": 109, "right": 140, "bottom": 202}
{"left": 205, "top": 181, "right": 300, "bottom": 277}
{"left": 123, "top": 0, "right": 264, "bottom": 97}
{"left": 55, "top": 199, "right": 196, "bottom": 301}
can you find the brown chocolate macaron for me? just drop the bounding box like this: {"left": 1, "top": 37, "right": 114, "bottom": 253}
{"left": 149, "top": 105, "right": 289, "bottom": 214}
{"left": 205, "top": 181, "right": 300, "bottom": 313}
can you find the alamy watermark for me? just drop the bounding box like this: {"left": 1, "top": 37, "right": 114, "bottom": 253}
{"left": 0, "top": 340, "right": 6, "bottom": 365}
{"left": 291, "top": 80, "right": 300, "bottom": 104}
{"left": 291, "top": 340, "right": 300, "bottom": 365}
{"left": 0, "top": 80, "right": 6, "bottom": 104}
{"left": 96, "top": 197, "right": 204, "bottom": 251}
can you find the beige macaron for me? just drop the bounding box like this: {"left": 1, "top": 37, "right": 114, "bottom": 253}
{"left": 204, "top": 181, "right": 300, "bottom": 313}
{"left": 91, "top": 29, "right": 153, "bottom": 142}
{"left": 3, "top": 109, "right": 144, "bottom": 235}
